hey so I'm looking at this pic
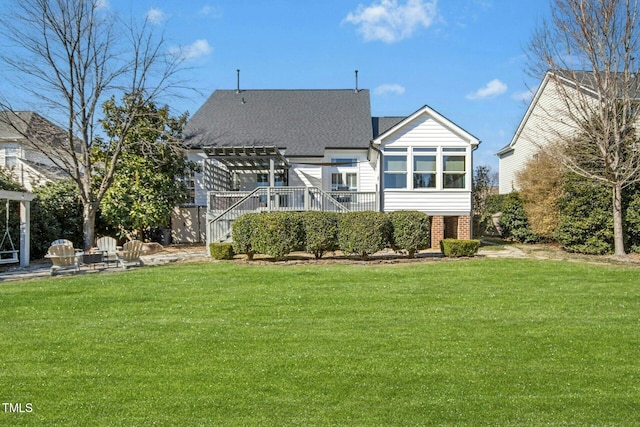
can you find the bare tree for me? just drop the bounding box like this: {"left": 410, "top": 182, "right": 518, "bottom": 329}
{"left": 0, "top": 0, "right": 185, "bottom": 249}
{"left": 527, "top": 0, "right": 640, "bottom": 256}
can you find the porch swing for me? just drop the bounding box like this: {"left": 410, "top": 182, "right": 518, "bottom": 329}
{"left": 0, "top": 199, "right": 19, "bottom": 264}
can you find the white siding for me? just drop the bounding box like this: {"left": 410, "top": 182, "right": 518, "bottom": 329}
{"left": 322, "top": 150, "right": 375, "bottom": 192}
{"left": 289, "top": 158, "right": 322, "bottom": 187}
{"left": 499, "top": 77, "right": 590, "bottom": 194}
{"left": 383, "top": 191, "right": 472, "bottom": 215}
{"left": 376, "top": 110, "right": 477, "bottom": 214}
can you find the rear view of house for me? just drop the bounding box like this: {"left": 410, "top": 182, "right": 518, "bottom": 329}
{"left": 174, "top": 86, "right": 480, "bottom": 249}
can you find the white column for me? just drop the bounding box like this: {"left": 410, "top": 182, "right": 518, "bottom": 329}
{"left": 19, "top": 200, "right": 30, "bottom": 268}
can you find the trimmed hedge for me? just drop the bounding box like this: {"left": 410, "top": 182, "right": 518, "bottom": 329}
{"left": 338, "top": 211, "right": 391, "bottom": 259}
{"left": 440, "top": 239, "right": 480, "bottom": 257}
{"left": 232, "top": 213, "right": 260, "bottom": 260}
{"left": 209, "top": 243, "right": 235, "bottom": 260}
{"left": 301, "top": 211, "right": 339, "bottom": 259}
{"left": 251, "top": 212, "right": 304, "bottom": 260}
{"left": 388, "top": 210, "right": 430, "bottom": 258}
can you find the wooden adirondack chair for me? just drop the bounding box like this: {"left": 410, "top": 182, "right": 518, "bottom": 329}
{"left": 45, "top": 244, "right": 79, "bottom": 276}
{"left": 96, "top": 236, "right": 119, "bottom": 265}
{"left": 117, "top": 240, "right": 145, "bottom": 269}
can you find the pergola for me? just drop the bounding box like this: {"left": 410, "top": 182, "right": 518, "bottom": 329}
{"left": 202, "top": 145, "right": 289, "bottom": 188}
{"left": 0, "top": 190, "right": 36, "bottom": 268}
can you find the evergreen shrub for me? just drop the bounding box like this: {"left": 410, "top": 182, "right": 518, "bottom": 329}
{"left": 232, "top": 213, "right": 259, "bottom": 260}
{"left": 209, "top": 243, "right": 235, "bottom": 260}
{"left": 387, "top": 210, "right": 430, "bottom": 258}
{"left": 499, "top": 192, "right": 539, "bottom": 243}
{"left": 252, "top": 212, "right": 304, "bottom": 260}
{"left": 338, "top": 211, "right": 390, "bottom": 259}
{"left": 440, "top": 239, "right": 480, "bottom": 257}
{"left": 301, "top": 211, "right": 339, "bottom": 259}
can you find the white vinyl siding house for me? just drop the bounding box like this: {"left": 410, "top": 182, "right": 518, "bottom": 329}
{"left": 498, "top": 71, "right": 601, "bottom": 194}
{"left": 178, "top": 89, "right": 479, "bottom": 247}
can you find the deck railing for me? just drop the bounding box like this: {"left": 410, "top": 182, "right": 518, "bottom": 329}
{"left": 207, "top": 187, "right": 377, "bottom": 243}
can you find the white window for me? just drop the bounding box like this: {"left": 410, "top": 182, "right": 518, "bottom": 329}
{"left": 331, "top": 158, "right": 358, "bottom": 191}
{"left": 413, "top": 148, "right": 437, "bottom": 189}
{"left": 383, "top": 148, "right": 407, "bottom": 189}
{"left": 183, "top": 170, "right": 196, "bottom": 204}
{"left": 442, "top": 148, "right": 467, "bottom": 189}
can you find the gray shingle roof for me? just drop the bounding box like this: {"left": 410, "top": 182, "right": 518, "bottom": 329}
{"left": 184, "top": 89, "right": 374, "bottom": 157}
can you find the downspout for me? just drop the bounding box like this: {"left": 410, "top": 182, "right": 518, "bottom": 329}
{"left": 369, "top": 141, "right": 383, "bottom": 212}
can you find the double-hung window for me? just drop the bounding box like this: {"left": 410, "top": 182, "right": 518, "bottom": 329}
{"left": 383, "top": 148, "right": 407, "bottom": 189}
{"left": 442, "top": 148, "right": 467, "bottom": 189}
{"left": 413, "top": 148, "right": 437, "bottom": 189}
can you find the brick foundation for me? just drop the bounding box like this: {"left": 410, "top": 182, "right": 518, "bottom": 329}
{"left": 431, "top": 215, "right": 472, "bottom": 249}
{"left": 431, "top": 215, "right": 444, "bottom": 249}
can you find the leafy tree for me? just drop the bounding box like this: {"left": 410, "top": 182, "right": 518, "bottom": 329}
{"left": 97, "top": 95, "right": 195, "bottom": 240}
{"left": 0, "top": 0, "right": 185, "bottom": 249}
{"left": 557, "top": 174, "right": 614, "bottom": 254}
{"left": 31, "top": 180, "right": 83, "bottom": 257}
{"left": 528, "top": 0, "right": 640, "bottom": 256}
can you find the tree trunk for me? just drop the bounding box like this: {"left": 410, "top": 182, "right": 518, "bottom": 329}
{"left": 612, "top": 182, "right": 626, "bottom": 257}
{"left": 82, "top": 202, "right": 99, "bottom": 251}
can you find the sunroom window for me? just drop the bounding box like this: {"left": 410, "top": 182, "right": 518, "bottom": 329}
{"left": 383, "top": 148, "right": 407, "bottom": 189}
{"left": 413, "top": 148, "right": 437, "bottom": 189}
{"left": 442, "top": 148, "right": 466, "bottom": 189}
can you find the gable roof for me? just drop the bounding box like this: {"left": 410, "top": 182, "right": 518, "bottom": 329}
{"left": 497, "top": 69, "right": 640, "bottom": 157}
{"left": 372, "top": 104, "right": 480, "bottom": 147}
{"left": 184, "top": 89, "right": 373, "bottom": 157}
{"left": 0, "top": 111, "right": 68, "bottom": 146}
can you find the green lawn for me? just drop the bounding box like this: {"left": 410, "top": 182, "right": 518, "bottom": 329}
{"left": 1, "top": 258, "right": 639, "bottom": 426}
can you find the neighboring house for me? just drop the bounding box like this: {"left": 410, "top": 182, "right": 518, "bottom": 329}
{"left": 176, "top": 88, "right": 480, "bottom": 249}
{"left": 497, "top": 70, "right": 638, "bottom": 194}
{"left": 0, "top": 111, "right": 69, "bottom": 191}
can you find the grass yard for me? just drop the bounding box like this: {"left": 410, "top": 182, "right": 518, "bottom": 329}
{"left": 1, "top": 258, "right": 640, "bottom": 426}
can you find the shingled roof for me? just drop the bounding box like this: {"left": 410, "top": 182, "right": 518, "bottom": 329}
{"left": 184, "top": 89, "right": 374, "bottom": 157}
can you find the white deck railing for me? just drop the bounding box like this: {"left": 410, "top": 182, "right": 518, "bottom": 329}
{"left": 207, "top": 187, "right": 377, "bottom": 243}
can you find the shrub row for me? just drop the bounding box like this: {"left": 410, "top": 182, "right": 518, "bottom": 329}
{"left": 232, "top": 210, "right": 431, "bottom": 260}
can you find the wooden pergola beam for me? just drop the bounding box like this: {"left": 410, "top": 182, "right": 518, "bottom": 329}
{"left": 0, "top": 190, "right": 36, "bottom": 268}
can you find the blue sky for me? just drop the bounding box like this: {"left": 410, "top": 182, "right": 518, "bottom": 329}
{"left": 6, "top": 0, "right": 552, "bottom": 171}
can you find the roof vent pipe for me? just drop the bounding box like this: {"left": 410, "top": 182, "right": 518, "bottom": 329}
{"left": 236, "top": 69, "right": 241, "bottom": 94}
{"left": 355, "top": 70, "right": 359, "bottom": 93}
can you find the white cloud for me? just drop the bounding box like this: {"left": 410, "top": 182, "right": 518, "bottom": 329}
{"left": 466, "top": 79, "right": 507, "bottom": 100}
{"left": 146, "top": 8, "right": 167, "bottom": 25}
{"left": 171, "top": 39, "right": 213, "bottom": 61}
{"left": 344, "top": 0, "right": 438, "bottom": 43}
{"left": 373, "top": 83, "right": 406, "bottom": 96}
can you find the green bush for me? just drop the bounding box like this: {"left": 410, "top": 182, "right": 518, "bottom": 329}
{"left": 252, "top": 212, "right": 304, "bottom": 260}
{"left": 388, "top": 210, "right": 430, "bottom": 258}
{"left": 338, "top": 211, "right": 390, "bottom": 259}
{"left": 556, "top": 175, "right": 613, "bottom": 255}
{"left": 209, "top": 243, "right": 235, "bottom": 260}
{"left": 440, "top": 239, "right": 480, "bottom": 257}
{"left": 625, "top": 191, "right": 640, "bottom": 253}
{"left": 301, "top": 211, "right": 339, "bottom": 259}
{"left": 232, "top": 213, "right": 260, "bottom": 260}
{"left": 499, "top": 192, "right": 538, "bottom": 243}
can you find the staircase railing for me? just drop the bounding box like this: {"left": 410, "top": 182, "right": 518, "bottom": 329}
{"left": 207, "top": 187, "right": 377, "bottom": 243}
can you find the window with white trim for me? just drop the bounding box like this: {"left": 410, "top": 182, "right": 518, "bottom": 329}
{"left": 442, "top": 148, "right": 466, "bottom": 189}
{"left": 331, "top": 158, "right": 358, "bottom": 191}
{"left": 413, "top": 148, "right": 437, "bottom": 189}
{"left": 383, "top": 148, "right": 407, "bottom": 189}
